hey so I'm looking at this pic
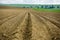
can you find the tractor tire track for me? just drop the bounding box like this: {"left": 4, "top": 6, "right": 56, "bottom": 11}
{"left": 23, "top": 13, "right": 32, "bottom": 40}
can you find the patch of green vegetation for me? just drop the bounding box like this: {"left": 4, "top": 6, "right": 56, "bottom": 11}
{"left": 0, "top": 4, "right": 39, "bottom": 7}
{"left": 33, "top": 8, "right": 60, "bottom": 13}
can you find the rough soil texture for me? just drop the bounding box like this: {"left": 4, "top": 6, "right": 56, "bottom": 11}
{"left": 0, "top": 7, "right": 60, "bottom": 40}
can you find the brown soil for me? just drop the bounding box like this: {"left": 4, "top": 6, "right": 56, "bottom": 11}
{"left": 0, "top": 6, "right": 60, "bottom": 40}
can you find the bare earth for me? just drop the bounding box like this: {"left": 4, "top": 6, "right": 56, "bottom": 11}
{"left": 0, "top": 7, "right": 60, "bottom": 40}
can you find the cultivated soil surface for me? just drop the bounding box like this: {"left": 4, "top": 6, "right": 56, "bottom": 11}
{"left": 0, "top": 7, "right": 60, "bottom": 40}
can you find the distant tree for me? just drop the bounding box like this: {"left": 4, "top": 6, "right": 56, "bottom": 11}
{"left": 45, "top": 5, "right": 48, "bottom": 8}
{"left": 41, "top": 5, "right": 43, "bottom": 8}
{"left": 23, "top": 6, "right": 25, "bottom": 8}
{"left": 57, "top": 6, "right": 60, "bottom": 8}
{"left": 30, "top": 6, "right": 32, "bottom": 8}
{"left": 49, "top": 5, "right": 54, "bottom": 8}
{"left": 37, "top": 6, "right": 39, "bottom": 8}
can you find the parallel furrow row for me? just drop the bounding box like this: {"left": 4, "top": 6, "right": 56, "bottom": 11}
{"left": 32, "top": 13, "right": 60, "bottom": 40}
{"left": 0, "top": 13, "right": 19, "bottom": 25}
{"left": 0, "top": 13, "right": 26, "bottom": 40}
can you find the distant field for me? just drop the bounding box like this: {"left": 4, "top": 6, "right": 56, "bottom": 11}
{"left": 33, "top": 8, "right": 60, "bottom": 13}
{"left": 0, "top": 4, "right": 60, "bottom": 13}
{"left": 0, "top": 4, "right": 39, "bottom": 7}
